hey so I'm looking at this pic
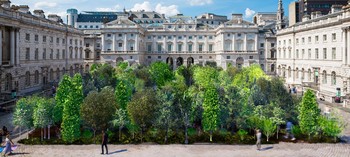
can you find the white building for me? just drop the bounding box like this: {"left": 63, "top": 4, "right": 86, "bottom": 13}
{"left": 0, "top": 1, "right": 84, "bottom": 96}
{"left": 276, "top": 3, "right": 350, "bottom": 102}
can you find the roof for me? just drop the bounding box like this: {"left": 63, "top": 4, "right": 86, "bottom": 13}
{"left": 77, "top": 11, "right": 126, "bottom": 23}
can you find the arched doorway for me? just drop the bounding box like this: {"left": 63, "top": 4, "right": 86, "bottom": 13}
{"left": 236, "top": 57, "right": 244, "bottom": 69}
{"left": 5, "top": 73, "right": 12, "bottom": 91}
{"left": 187, "top": 57, "right": 194, "bottom": 67}
{"left": 271, "top": 64, "right": 275, "bottom": 73}
{"left": 85, "top": 64, "right": 90, "bottom": 73}
{"left": 176, "top": 57, "right": 183, "bottom": 66}
{"left": 116, "top": 57, "right": 124, "bottom": 65}
{"left": 70, "top": 66, "right": 74, "bottom": 77}
{"left": 166, "top": 57, "right": 174, "bottom": 68}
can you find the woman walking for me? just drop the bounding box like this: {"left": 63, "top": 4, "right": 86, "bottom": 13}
{"left": 256, "top": 129, "right": 262, "bottom": 150}
{"left": 2, "top": 134, "right": 14, "bottom": 157}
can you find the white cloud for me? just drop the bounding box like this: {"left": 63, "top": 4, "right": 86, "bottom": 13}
{"left": 245, "top": 8, "right": 256, "bottom": 18}
{"left": 130, "top": 1, "right": 179, "bottom": 17}
{"left": 188, "top": 0, "right": 213, "bottom": 6}
{"left": 34, "top": 2, "right": 57, "bottom": 8}
{"left": 155, "top": 4, "right": 179, "bottom": 16}
{"left": 96, "top": 5, "right": 121, "bottom": 12}
{"left": 130, "top": 1, "right": 152, "bottom": 11}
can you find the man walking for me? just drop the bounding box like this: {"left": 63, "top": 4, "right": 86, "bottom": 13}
{"left": 101, "top": 130, "right": 108, "bottom": 155}
{"left": 256, "top": 129, "right": 261, "bottom": 150}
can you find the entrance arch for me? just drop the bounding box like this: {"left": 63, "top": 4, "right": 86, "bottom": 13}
{"left": 176, "top": 57, "right": 183, "bottom": 66}
{"left": 236, "top": 57, "right": 244, "bottom": 69}
{"left": 187, "top": 57, "right": 194, "bottom": 67}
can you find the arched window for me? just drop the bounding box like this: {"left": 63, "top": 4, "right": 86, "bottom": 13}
{"left": 34, "top": 70, "right": 39, "bottom": 84}
{"left": 295, "top": 68, "right": 299, "bottom": 79}
{"left": 301, "top": 69, "right": 305, "bottom": 81}
{"left": 331, "top": 72, "right": 336, "bottom": 85}
{"left": 322, "top": 71, "right": 327, "bottom": 84}
{"left": 49, "top": 69, "right": 54, "bottom": 81}
{"left": 288, "top": 67, "right": 291, "bottom": 78}
{"left": 308, "top": 69, "right": 312, "bottom": 81}
{"left": 70, "top": 66, "right": 74, "bottom": 76}
{"left": 271, "top": 64, "right": 275, "bottom": 72}
{"left": 25, "top": 71, "right": 31, "bottom": 87}
{"left": 5, "top": 73, "right": 12, "bottom": 91}
{"left": 56, "top": 68, "right": 60, "bottom": 80}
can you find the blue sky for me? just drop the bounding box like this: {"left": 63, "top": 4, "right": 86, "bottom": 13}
{"left": 11, "top": 0, "right": 295, "bottom": 22}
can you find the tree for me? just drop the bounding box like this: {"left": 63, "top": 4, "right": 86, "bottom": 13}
{"left": 193, "top": 66, "right": 219, "bottom": 89}
{"left": 149, "top": 62, "right": 174, "bottom": 87}
{"left": 270, "top": 105, "right": 285, "bottom": 139}
{"left": 33, "top": 98, "right": 55, "bottom": 141}
{"left": 202, "top": 86, "right": 220, "bottom": 142}
{"left": 13, "top": 97, "right": 38, "bottom": 135}
{"left": 61, "top": 74, "right": 83, "bottom": 143}
{"left": 319, "top": 111, "right": 345, "bottom": 142}
{"left": 298, "top": 89, "right": 320, "bottom": 139}
{"left": 262, "top": 119, "right": 276, "bottom": 142}
{"left": 81, "top": 87, "right": 117, "bottom": 142}
{"left": 111, "top": 109, "right": 129, "bottom": 142}
{"left": 127, "top": 89, "right": 159, "bottom": 142}
{"left": 54, "top": 75, "right": 71, "bottom": 125}
{"left": 115, "top": 79, "right": 132, "bottom": 110}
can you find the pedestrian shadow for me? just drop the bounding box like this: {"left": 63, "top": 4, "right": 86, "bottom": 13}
{"left": 260, "top": 146, "right": 273, "bottom": 151}
{"left": 10, "top": 152, "right": 30, "bottom": 156}
{"left": 107, "top": 149, "right": 127, "bottom": 155}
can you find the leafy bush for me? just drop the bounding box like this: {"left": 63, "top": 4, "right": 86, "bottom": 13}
{"left": 237, "top": 129, "right": 248, "bottom": 142}
{"left": 292, "top": 125, "right": 302, "bottom": 138}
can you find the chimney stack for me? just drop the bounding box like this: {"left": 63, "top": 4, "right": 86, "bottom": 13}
{"left": 0, "top": 0, "right": 11, "bottom": 8}
{"left": 33, "top": 10, "right": 45, "bottom": 18}
{"left": 18, "top": 5, "right": 29, "bottom": 13}
{"left": 302, "top": 14, "right": 310, "bottom": 22}
{"left": 48, "top": 14, "right": 62, "bottom": 23}
{"left": 331, "top": 5, "right": 342, "bottom": 13}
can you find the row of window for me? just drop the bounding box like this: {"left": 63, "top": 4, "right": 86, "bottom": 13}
{"left": 147, "top": 43, "right": 214, "bottom": 52}
{"left": 283, "top": 69, "right": 337, "bottom": 86}
{"left": 25, "top": 33, "right": 82, "bottom": 46}
{"left": 147, "top": 35, "right": 215, "bottom": 40}
{"left": 260, "top": 43, "right": 275, "bottom": 48}
{"left": 279, "top": 33, "right": 337, "bottom": 45}
{"left": 146, "top": 55, "right": 213, "bottom": 60}
{"left": 24, "top": 48, "right": 83, "bottom": 60}
{"left": 279, "top": 48, "right": 337, "bottom": 60}
{"left": 78, "top": 25, "right": 99, "bottom": 29}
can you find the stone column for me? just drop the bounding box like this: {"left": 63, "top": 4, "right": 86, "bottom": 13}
{"left": 124, "top": 33, "right": 127, "bottom": 52}
{"left": 244, "top": 33, "right": 247, "bottom": 51}
{"left": 205, "top": 35, "right": 208, "bottom": 52}
{"left": 348, "top": 29, "right": 350, "bottom": 65}
{"left": 112, "top": 34, "right": 116, "bottom": 51}
{"left": 221, "top": 33, "right": 225, "bottom": 51}
{"left": 153, "top": 36, "right": 157, "bottom": 53}
{"left": 174, "top": 35, "right": 177, "bottom": 53}
{"left": 173, "top": 58, "right": 177, "bottom": 70}
{"left": 343, "top": 29, "right": 347, "bottom": 65}
{"left": 0, "top": 28, "right": 2, "bottom": 66}
{"left": 184, "top": 35, "right": 188, "bottom": 53}
{"left": 135, "top": 34, "right": 139, "bottom": 52}
{"left": 101, "top": 34, "right": 105, "bottom": 52}
{"left": 10, "top": 28, "right": 15, "bottom": 65}
{"left": 255, "top": 33, "right": 258, "bottom": 52}
{"left": 232, "top": 33, "right": 236, "bottom": 51}
{"left": 163, "top": 35, "right": 166, "bottom": 53}
{"left": 194, "top": 35, "right": 198, "bottom": 52}
{"left": 16, "top": 29, "right": 20, "bottom": 65}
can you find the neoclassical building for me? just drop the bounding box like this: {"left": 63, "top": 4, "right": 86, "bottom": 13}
{"left": 276, "top": 4, "right": 350, "bottom": 102}
{"left": 0, "top": 1, "right": 84, "bottom": 96}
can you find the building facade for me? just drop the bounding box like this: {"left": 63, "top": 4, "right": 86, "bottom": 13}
{"left": 276, "top": 3, "right": 350, "bottom": 102}
{"left": 0, "top": 1, "right": 84, "bottom": 96}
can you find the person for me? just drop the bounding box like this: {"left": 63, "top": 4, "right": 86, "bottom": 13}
{"left": 2, "top": 126, "right": 8, "bottom": 136}
{"left": 288, "top": 86, "right": 291, "bottom": 94}
{"left": 285, "top": 121, "right": 296, "bottom": 140}
{"left": 101, "top": 130, "right": 108, "bottom": 155}
{"left": 256, "top": 129, "right": 261, "bottom": 150}
{"left": 2, "top": 134, "right": 14, "bottom": 157}
{"left": 51, "top": 86, "right": 56, "bottom": 96}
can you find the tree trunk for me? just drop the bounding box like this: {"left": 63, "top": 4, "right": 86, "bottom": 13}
{"left": 141, "top": 128, "right": 143, "bottom": 143}
{"left": 267, "top": 136, "right": 269, "bottom": 142}
{"left": 119, "top": 126, "right": 122, "bottom": 142}
{"left": 185, "top": 126, "right": 188, "bottom": 144}
{"left": 93, "top": 130, "right": 96, "bottom": 144}
{"left": 165, "top": 128, "right": 168, "bottom": 144}
{"left": 276, "top": 125, "right": 279, "bottom": 139}
{"left": 41, "top": 128, "right": 43, "bottom": 141}
{"left": 48, "top": 125, "right": 51, "bottom": 140}
{"left": 44, "top": 127, "right": 46, "bottom": 139}
{"left": 210, "top": 131, "right": 213, "bottom": 142}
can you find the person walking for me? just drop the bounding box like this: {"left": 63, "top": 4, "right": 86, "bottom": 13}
{"left": 101, "top": 130, "right": 108, "bottom": 155}
{"left": 2, "top": 134, "right": 14, "bottom": 157}
{"left": 256, "top": 129, "right": 262, "bottom": 150}
{"left": 285, "top": 121, "right": 296, "bottom": 140}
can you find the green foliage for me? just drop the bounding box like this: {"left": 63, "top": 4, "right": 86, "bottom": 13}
{"left": 81, "top": 87, "right": 117, "bottom": 136}
{"left": 262, "top": 119, "right": 276, "bottom": 142}
{"left": 13, "top": 96, "right": 38, "bottom": 129}
{"left": 319, "top": 112, "right": 345, "bottom": 141}
{"left": 193, "top": 66, "right": 219, "bottom": 89}
{"left": 233, "top": 64, "right": 267, "bottom": 89}
{"left": 298, "top": 89, "right": 320, "bottom": 138}
{"left": 292, "top": 125, "right": 302, "bottom": 138}
{"left": 202, "top": 86, "right": 220, "bottom": 141}
{"left": 61, "top": 74, "right": 84, "bottom": 143}
{"left": 118, "top": 61, "right": 129, "bottom": 70}
{"left": 54, "top": 75, "right": 71, "bottom": 124}
{"left": 115, "top": 79, "right": 133, "bottom": 110}
{"left": 237, "top": 129, "right": 248, "bottom": 141}
{"left": 89, "top": 63, "right": 117, "bottom": 90}
{"left": 33, "top": 98, "right": 55, "bottom": 129}
{"left": 149, "top": 62, "right": 174, "bottom": 87}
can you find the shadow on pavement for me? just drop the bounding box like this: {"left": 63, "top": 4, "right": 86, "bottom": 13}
{"left": 10, "top": 152, "right": 30, "bottom": 156}
{"left": 108, "top": 149, "right": 127, "bottom": 155}
{"left": 260, "top": 146, "right": 273, "bottom": 151}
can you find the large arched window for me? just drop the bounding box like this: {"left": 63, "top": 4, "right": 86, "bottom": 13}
{"left": 49, "top": 69, "right": 54, "bottom": 81}
{"left": 295, "top": 68, "right": 299, "bottom": 79}
{"left": 34, "top": 70, "right": 39, "bottom": 84}
{"left": 322, "top": 71, "right": 327, "bottom": 84}
{"left": 308, "top": 69, "right": 312, "bottom": 81}
{"left": 288, "top": 67, "right": 291, "bottom": 78}
{"left": 25, "top": 71, "right": 31, "bottom": 87}
{"left": 331, "top": 72, "right": 336, "bottom": 85}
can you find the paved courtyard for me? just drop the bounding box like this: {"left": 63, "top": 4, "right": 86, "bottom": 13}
{"left": 9, "top": 143, "right": 350, "bottom": 157}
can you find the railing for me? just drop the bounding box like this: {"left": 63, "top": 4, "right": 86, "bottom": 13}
{"left": 146, "top": 51, "right": 216, "bottom": 54}
{"left": 102, "top": 51, "right": 138, "bottom": 54}
{"left": 223, "top": 50, "right": 257, "bottom": 53}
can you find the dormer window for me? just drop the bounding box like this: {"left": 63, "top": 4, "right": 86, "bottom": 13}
{"left": 168, "top": 25, "right": 172, "bottom": 29}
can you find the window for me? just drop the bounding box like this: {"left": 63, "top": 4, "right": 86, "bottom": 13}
{"left": 260, "top": 43, "right": 264, "bottom": 47}
{"left": 167, "top": 44, "right": 172, "bottom": 52}
{"left": 249, "top": 56, "right": 253, "bottom": 59}
{"left": 323, "top": 34, "right": 327, "bottom": 42}
{"left": 62, "top": 39, "right": 65, "bottom": 44}
{"left": 96, "top": 26, "right": 99, "bottom": 28}
{"left": 34, "top": 71, "right": 39, "bottom": 85}
{"left": 118, "top": 43, "right": 123, "bottom": 47}
{"left": 283, "top": 50, "right": 286, "bottom": 58}
{"left": 302, "top": 38, "right": 305, "bottom": 44}
{"left": 25, "top": 34, "right": 30, "bottom": 41}
{"left": 35, "top": 48, "right": 38, "bottom": 60}
{"left": 198, "top": 44, "right": 203, "bottom": 52}
{"left": 302, "top": 49, "right": 305, "bottom": 59}
{"left": 199, "top": 56, "right": 203, "bottom": 59}
{"left": 296, "top": 49, "right": 299, "bottom": 58}
{"left": 237, "top": 33, "right": 241, "bottom": 37}
{"left": 43, "top": 36, "right": 46, "bottom": 43}
{"left": 57, "top": 49, "right": 60, "bottom": 59}
{"left": 178, "top": 36, "right": 182, "bottom": 39}
{"left": 188, "top": 44, "right": 193, "bottom": 52}
{"left": 199, "top": 36, "right": 203, "bottom": 39}
{"left": 271, "top": 43, "right": 275, "bottom": 47}
{"left": 178, "top": 44, "right": 182, "bottom": 52}
{"left": 189, "top": 25, "right": 193, "bottom": 29}
{"left": 168, "top": 25, "right": 172, "bottom": 29}
{"left": 209, "top": 44, "right": 213, "bottom": 52}
{"left": 157, "top": 44, "right": 162, "bottom": 52}
{"left": 118, "top": 34, "right": 122, "bottom": 37}
{"left": 158, "top": 36, "right": 162, "bottom": 39}
{"left": 86, "top": 43, "right": 90, "bottom": 47}
{"left": 323, "top": 48, "right": 327, "bottom": 59}
{"left": 332, "top": 33, "right": 336, "bottom": 41}
{"left": 25, "top": 48, "right": 30, "bottom": 60}
{"left": 107, "top": 34, "right": 111, "bottom": 37}
{"left": 62, "top": 50, "right": 65, "bottom": 59}
{"left": 35, "top": 35, "right": 38, "bottom": 42}
{"left": 56, "top": 38, "right": 60, "bottom": 44}
{"left": 227, "top": 34, "right": 230, "bottom": 37}
{"left": 331, "top": 72, "right": 336, "bottom": 85}
{"left": 50, "top": 49, "right": 53, "bottom": 59}
{"left": 167, "top": 36, "right": 172, "bottom": 39}
{"left": 178, "top": 25, "right": 182, "bottom": 29}
{"left": 288, "top": 39, "right": 291, "bottom": 44}
{"left": 43, "top": 48, "right": 46, "bottom": 59}
{"left": 90, "top": 25, "right": 93, "bottom": 28}
{"left": 227, "top": 56, "right": 231, "bottom": 59}
{"left": 308, "top": 49, "right": 311, "bottom": 59}
{"left": 25, "top": 72, "right": 30, "bottom": 86}
{"left": 314, "top": 48, "right": 319, "bottom": 59}
{"left": 130, "top": 34, "right": 134, "bottom": 37}
{"left": 84, "top": 25, "right": 87, "bottom": 28}
{"left": 147, "top": 44, "right": 152, "bottom": 52}
{"left": 147, "top": 36, "right": 152, "bottom": 39}
{"left": 75, "top": 39, "right": 78, "bottom": 45}
{"left": 148, "top": 56, "right": 151, "bottom": 59}
{"left": 332, "top": 48, "right": 336, "bottom": 60}
{"left": 79, "top": 25, "right": 82, "bottom": 28}
{"left": 322, "top": 71, "right": 327, "bottom": 84}
{"left": 130, "top": 56, "right": 133, "bottom": 59}
{"left": 209, "top": 36, "right": 213, "bottom": 40}
{"left": 289, "top": 50, "right": 291, "bottom": 58}
{"left": 315, "top": 36, "right": 319, "bottom": 42}
{"left": 50, "top": 36, "right": 53, "bottom": 43}
{"left": 158, "top": 56, "right": 161, "bottom": 59}
{"left": 296, "top": 39, "right": 299, "bottom": 44}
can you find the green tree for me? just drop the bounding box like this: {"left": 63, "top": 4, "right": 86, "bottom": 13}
{"left": 298, "top": 89, "right": 320, "bottom": 139}
{"left": 262, "top": 119, "right": 276, "bottom": 142}
{"left": 149, "top": 62, "right": 174, "bottom": 87}
{"left": 33, "top": 98, "right": 55, "bottom": 141}
{"left": 54, "top": 75, "right": 71, "bottom": 124}
{"left": 13, "top": 97, "right": 38, "bottom": 134}
{"left": 127, "top": 89, "right": 159, "bottom": 142}
{"left": 111, "top": 108, "right": 129, "bottom": 141}
{"left": 193, "top": 66, "right": 219, "bottom": 89}
{"left": 202, "top": 86, "right": 220, "bottom": 142}
{"left": 81, "top": 87, "right": 117, "bottom": 142}
{"left": 61, "top": 74, "right": 83, "bottom": 143}
{"left": 319, "top": 111, "right": 345, "bottom": 142}
{"left": 115, "top": 79, "right": 132, "bottom": 110}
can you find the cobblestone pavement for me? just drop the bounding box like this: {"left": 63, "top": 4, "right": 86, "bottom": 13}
{"left": 10, "top": 143, "right": 350, "bottom": 157}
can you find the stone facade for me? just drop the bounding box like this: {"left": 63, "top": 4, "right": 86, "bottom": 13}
{"left": 276, "top": 3, "right": 350, "bottom": 102}
{"left": 0, "top": 1, "right": 84, "bottom": 96}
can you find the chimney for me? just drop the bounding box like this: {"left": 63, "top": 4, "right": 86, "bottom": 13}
{"left": 302, "top": 14, "right": 310, "bottom": 22}
{"left": 33, "top": 10, "right": 45, "bottom": 18}
{"left": 311, "top": 12, "right": 316, "bottom": 19}
{"left": 48, "top": 14, "right": 61, "bottom": 22}
{"left": 18, "top": 5, "right": 29, "bottom": 13}
{"left": 0, "top": 0, "right": 11, "bottom": 8}
{"left": 331, "top": 5, "right": 342, "bottom": 13}
{"left": 232, "top": 13, "right": 243, "bottom": 20}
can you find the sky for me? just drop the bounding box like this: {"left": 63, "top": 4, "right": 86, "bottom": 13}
{"left": 11, "top": 0, "right": 296, "bottom": 22}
